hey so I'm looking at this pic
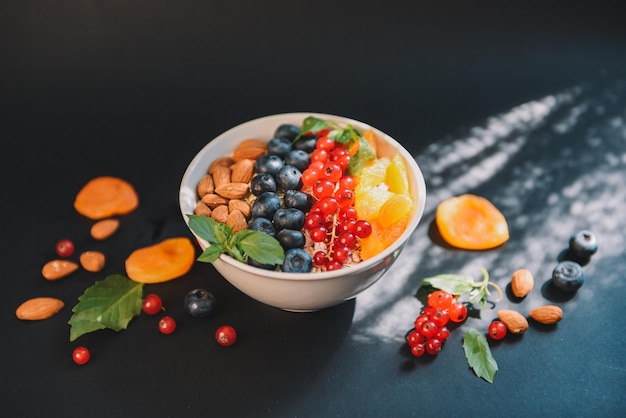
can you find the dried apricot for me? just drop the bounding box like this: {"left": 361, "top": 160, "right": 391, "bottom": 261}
{"left": 435, "top": 194, "right": 509, "bottom": 250}
{"left": 125, "top": 237, "right": 195, "bottom": 283}
{"left": 74, "top": 176, "right": 139, "bottom": 220}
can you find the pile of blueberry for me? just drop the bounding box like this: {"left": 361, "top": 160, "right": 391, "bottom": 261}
{"left": 247, "top": 124, "right": 318, "bottom": 273}
{"left": 551, "top": 230, "right": 598, "bottom": 292}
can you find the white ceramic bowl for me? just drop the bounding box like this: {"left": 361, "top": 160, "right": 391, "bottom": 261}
{"left": 179, "top": 113, "right": 426, "bottom": 311}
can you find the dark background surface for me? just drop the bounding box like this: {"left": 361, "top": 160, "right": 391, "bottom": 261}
{"left": 2, "top": 1, "right": 626, "bottom": 417}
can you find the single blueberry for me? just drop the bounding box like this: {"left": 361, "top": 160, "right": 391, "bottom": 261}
{"left": 250, "top": 173, "right": 277, "bottom": 196}
{"left": 276, "top": 165, "right": 302, "bottom": 191}
{"left": 283, "top": 190, "right": 313, "bottom": 212}
{"left": 292, "top": 133, "right": 318, "bottom": 153}
{"left": 184, "top": 289, "right": 217, "bottom": 318}
{"left": 552, "top": 260, "right": 585, "bottom": 292}
{"left": 248, "top": 216, "right": 276, "bottom": 236}
{"left": 267, "top": 137, "right": 293, "bottom": 158}
{"left": 273, "top": 208, "right": 305, "bottom": 231}
{"left": 255, "top": 154, "right": 284, "bottom": 176}
{"left": 247, "top": 256, "right": 277, "bottom": 270}
{"left": 276, "top": 229, "right": 306, "bottom": 250}
{"left": 569, "top": 230, "right": 598, "bottom": 260}
{"left": 284, "top": 149, "right": 311, "bottom": 172}
{"left": 274, "top": 123, "right": 300, "bottom": 141}
{"left": 282, "top": 248, "right": 313, "bottom": 273}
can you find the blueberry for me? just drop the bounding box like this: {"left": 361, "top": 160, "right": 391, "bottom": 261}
{"left": 552, "top": 260, "right": 585, "bottom": 292}
{"left": 284, "top": 149, "right": 311, "bottom": 172}
{"left": 273, "top": 208, "right": 305, "bottom": 231}
{"left": 267, "top": 137, "right": 293, "bottom": 158}
{"left": 282, "top": 248, "right": 313, "bottom": 273}
{"left": 274, "top": 123, "right": 300, "bottom": 141}
{"left": 283, "top": 190, "right": 313, "bottom": 212}
{"left": 184, "top": 289, "right": 217, "bottom": 318}
{"left": 248, "top": 216, "right": 276, "bottom": 237}
{"left": 292, "top": 133, "right": 318, "bottom": 153}
{"left": 276, "top": 165, "right": 302, "bottom": 191}
{"left": 251, "top": 192, "right": 281, "bottom": 220}
{"left": 255, "top": 154, "right": 284, "bottom": 176}
{"left": 569, "top": 230, "right": 598, "bottom": 260}
{"left": 247, "top": 256, "right": 277, "bottom": 270}
{"left": 250, "top": 173, "right": 277, "bottom": 196}
{"left": 276, "top": 229, "right": 306, "bottom": 250}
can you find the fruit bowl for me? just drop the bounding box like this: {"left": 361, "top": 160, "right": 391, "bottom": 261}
{"left": 179, "top": 113, "right": 426, "bottom": 311}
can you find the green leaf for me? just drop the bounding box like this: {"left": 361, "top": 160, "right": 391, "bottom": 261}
{"left": 422, "top": 274, "right": 475, "bottom": 295}
{"left": 299, "top": 116, "right": 335, "bottom": 136}
{"left": 197, "top": 244, "right": 225, "bottom": 263}
{"left": 68, "top": 274, "right": 144, "bottom": 341}
{"left": 463, "top": 328, "right": 498, "bottom": 383}
{"left": 347, "top": 137, "right": 376, "bottom": 176}
{"left": 236, "top": 229, "right": 285, "bottom": 265}
{"left": 328, "top": 124, "right": 360, "bottom": 145}
{"left": 188, "top": 214, "right": 221, "bottom": 244}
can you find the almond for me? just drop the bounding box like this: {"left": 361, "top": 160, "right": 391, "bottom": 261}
{"left": 497, "top": 309, "right": 529, "bottom": 334}
{"left": 211, "top": 205, "right": 229, "bottom": 223}
{"left": 212, "top": 165, "right": 231, "bottom": 188}
{"left": 208, "top": 157, "right": 235, "bottom": 174}
{"left": 214, "top": 183, "right": 250, "bottom": 199}
{"left": 232, "top": 146, "right": 267, "bottom": 162}
{"left": 511, "top": 268, "right": 534, "bottom": 298}
{"left": 237, "top": 138, "right": 268, "bottom": 150}
{"left": 42, "top": 259, "right": 79, "bottom": 280}
{"left": 16, "top": 297, "right": 65, "bottom": 320}
{"left": 201, "top": 193, "right": 229, "bottom": 208}
{"left": 90, "top": 218, "right": 120, "bottom": 240}
{"left": 228, "top": 199, "right": 251, "bottom": 218}
{"left": 80, "top": 251, "right": 106, "bottom": 272}
{"left": 196, "top": 174, "right": 214, "bottom": 197}
{"left": 529, "top": 305, "right": 563, "bottom": 324}
{"left": 230, "top": 159, "right": 255, "bottom": 183}
{"left": 194, "top": 201, "right": 212, "bottom": 217}
{"left": 226, "top": 209, "right": 247, "bottom": 233}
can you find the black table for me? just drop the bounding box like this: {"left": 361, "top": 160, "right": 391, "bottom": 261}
{"left": 3, "top": 1, "right": 625, "bottom": 417}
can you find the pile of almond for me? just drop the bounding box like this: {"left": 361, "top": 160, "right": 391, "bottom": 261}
{"left": 194, "top": 139, "right": 266, "bottom": 233}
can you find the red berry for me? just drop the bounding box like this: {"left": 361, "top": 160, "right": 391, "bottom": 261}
{"left": 142, "top": 293, "right": 163, "bottom": 315}
{"left": 435, "top": 326, "right": 450, "bottom": 342}
{"left": 215, "top": 325, "right": 237, "bottom": 346}
{"left": 414, "top": 314, "right": 429, "bottom": 330}
{"left": 425, "top": 338, "right": 442, "bottom": 355}
{"left": 488, "top": 320, "right": 507, "bottom": 340}
{"left": 310, "top": 149, "right": 329, "bottom": 163}
{"left": 448, "top": 302, "right": 468, "bottom": 323}
{"left": 310, "top": 226, "right": 327, "bottom": 243}
{"left": 339, "top": 175, "right": 358, "bottom": 190}
{"left": 312, "top": 178, "right": 335, "bottom": 199}
{"left": 316, "top": 136, "right": 335, "bottom": 151}
{"left": 72, "top": 346, "right": 90, "bottom": 365}
{"left": 55, "top": 239, "right": 75, "bottom": 258}
{"left": 313, "top": 251, "right": 328, "bottom": 267}
{"left": 429, "top": 308, "right": 450, "bottom": 327}
{"left": 334, "top": 188, "right": 355, "bottom": 207}
{"left": 326, "top": 260, "right": 343, "bottom": 271}
{"left": 354, "top": 220, "right": 372, "bottom": 238}
{"left": 301, "top": 168, "right": 319, "bottom": 187}
{"left": 419, "top": 320, "right": 438, "bottom": 339}
{"left": 410, "top": 343, "right": 426, "bottom": 357}
{"left": 336, "top": 231, "right": 357, "bottom": 249}
{"left": 158, "top": 316, "right": 177, "bottom": 334}
{"left": 427, "top": 290, "right": 453, "bottom": 310}
{"left": 338, "top": 206, "right": 357, "bottom": 221}
{"left": 321, "top": 162, "right": 343, "bottom": 182}
{"left": 317, "top": 196, "right": 338, "bottom": 216}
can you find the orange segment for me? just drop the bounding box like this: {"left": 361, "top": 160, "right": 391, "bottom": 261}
{"left": 360, "top": 215, "right": 409, "bottom": 260}
{"left": 378, "top": 194, "right": 413, "bottom": 229}
{"left": 385, "top": 154, "right": 410, "bottom": 195}
{"left": 435, "top": 194, "right": 509, "bottom": 250}
{"left": 354, "top": 158, "right": 392, "bottom": 220}
{"left": 125, "top": 237, "right": 195, "bottom": 283}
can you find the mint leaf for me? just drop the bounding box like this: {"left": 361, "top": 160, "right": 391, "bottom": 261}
{"left": 298, "top": 116, "right": 336, "bottom": 137}
{"left": 328, "top": 124, "right": 360, "bottom": 146}
{"left": 188, "top": 214, "right": 221, "bottom": 244}
{"left": 422, "top": 273, "right": 475, "bottom": 295}
{"left": 236, "top": 229, "right": 285, "bottom": 266}
{"left": 197, "top": 243, "right": 225, "bottom": 263}
{"left": 68, "top": 274, "right": 144, "bottom": 341}
{"left": 347, "top": 137, "right": 376, "bottom": 176}
{"left": 463, "top": 328, "right": 498, "bottom": 383}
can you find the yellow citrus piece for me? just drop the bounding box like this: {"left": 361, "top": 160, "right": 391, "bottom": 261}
{"left": 125, "top": 237, "right": 196, "bottom": 283}
{"left": 354, "top": 158, "right": 392, "bottom": 220}
{"left": 435, "top": 194, "right": 509, "bottom": 250}
{"left": 385, "top": 154, "right": 410, "bottom": 195}
{"left": 378, "top": 193, "right": 413, "bottom": 229}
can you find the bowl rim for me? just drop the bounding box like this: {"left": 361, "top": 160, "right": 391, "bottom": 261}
{"left": 179, "top": 112, "right": 427, "bottom": 282}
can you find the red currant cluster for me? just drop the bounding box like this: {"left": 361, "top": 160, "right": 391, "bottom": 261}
{"left": 300, "top": 134, "right": 372, "bottom": 271}
{"left": 406, "top": 290, "right": 468, "bottom": 357}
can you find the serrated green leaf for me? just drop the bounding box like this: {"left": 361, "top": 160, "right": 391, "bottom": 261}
{"left": 188, "top": 214, "right": 220, "bottom": 244}
{"left": 68, "top": 274, "right": 144, "bottom": 341}
{"left": 328, "top": 124, "right": 360, "bottom": 145}
{"left": 347, "top": 138, "right": 376, "bottom": 176}
{"left": 463, "top": 328, "right": 498, "bottom": 383}
{"left": 236, "top": 229, "right": 285, "bottom": 265}
{"left": 422, "top": 274, "right": 475, "bottom": 295}
{"left": 197, "top": 244, "right": 224, "bottom": 263}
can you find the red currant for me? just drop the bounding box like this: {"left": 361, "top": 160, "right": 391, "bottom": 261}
{"left": 55, "top": 239, "right": 75, "bottom": 258}
{"left": 313, "top": 251, "right": 328, "bottom": 267}
{"left": 215, "top": 325, "right": 237, "bottom": 346}
{"left": 317, "top": 196, "right": 338, "bottom": 216}
{"left": 425, "top": 338, "right": 442, "bottom": 355}
{"left": 316, "top": 136, "right": 335, "bottom": 151}
{"left": 326, "top": 260, "right": 343, "bottom": 271}
{"left": 334, "top": 188, "right": 355, "bottom": 207}
{"left": 429, "top": 308, "right": 450, "bottom": 328}
{"left": 158, "top": 316, "right": 177, "bottom": 334}
{"left": 142, "top": 293, "right": 163, "bottom": 315}
{"left": 419, "top": 320, "right": 438, "bottom": 339}
{"left": 427, "top": 290, "right": 453, "bottom": 310}
{"left": 339, "top": 175, "right": 358, "bottom": 190}
{"left": 301, "top": 168, "right": 319, "bottom": 187}
{"left": 312, "top": 178, "right": 335, "bottom": 199}
{"left": 336, "top": 231, "right": 357, "bottom": 249}
{"left": 410, "top": 343, "right": 426, "bottom": 357}
{"left": 488, "top": 320, "right": 507, "bottom": 340}
{"left": 321, "top": 162, "right": 343, "bottom": 182}
{"left": 354, "top": 220, "right": 372, "bottom": 238}
{"left": 72, "top": 346, "right": 91, "bottom": 365}
{"left": 331, "top": 245, "right": 350, "bottom": 263}
{"left": 338, "top": 206, "right": 357, "bottom": 221}
{"left": 448, "top": 302, "right": 468, "bottom": 323}
{"left": 435, "top": 326, "right": 450, "bottom": 342}
{"left": 414, "top": 314, "right": 429, "bottom": 330}
{"left": 310, "top": 226, "right": 327, "bottom": 243}
{"left": 310, "top": 149, "right": 329, "bottom": 163}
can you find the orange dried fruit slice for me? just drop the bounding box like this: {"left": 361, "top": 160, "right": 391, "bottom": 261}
{"left": 74, "top": 176, "right": 139, "bottom": 220}
{"left": 125, "top": 237, "right": 195, "bottom": 283}
{"left": 435, "top": 194, "right": 509, "bottom": 250}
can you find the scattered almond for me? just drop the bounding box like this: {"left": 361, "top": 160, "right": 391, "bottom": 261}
{"left": 211, "top": 205, "right": 229, "bottom": 223}
{"left": 196, "top": 174, "right": 215, "bottom": 197}
{"left": 16, "top": 297, "right": 65, "bottom": 320}
{"left": 498, "top": 309, "right": 529, "bottom": 334}
{"left": 208, "top": 157, "right": 235, "bottom": 174}
{"left": 42, "top": 259, "right": 79, "bottom": 280}
{"left": 511, "top": 268, "right": 534, "bottom": 298}
{"left": 529, "top": 305, "right": 563, "bottom": 324}
{"left": 201, "top": 193, "right": 229, "bottom": 208}
{"left": 226, "top": 209, "right": 247, "bottom": 233}
{"left": 194, "top": 201, "right": 212, "bottom": 217}
{"left": 230, "top": 159, "right": 255, "bottom": 183}
{"left": 214, "top": 183, "right": 250, "bottom": 199}
{"left": 228, "top": 199, "right": 251, "bottom": 218}
{"left": 212, "top": 165, "right": 231, "bottom": 188}
{"left": 80, "top": 251, "right": 106, "bottom": 272}
{"left": 90, "top": 218, "right": 120, "bottom": 240}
